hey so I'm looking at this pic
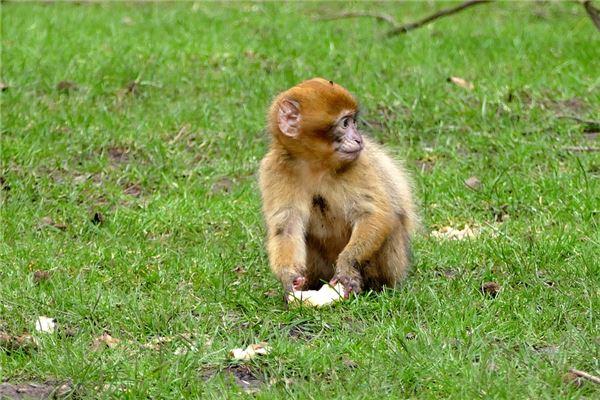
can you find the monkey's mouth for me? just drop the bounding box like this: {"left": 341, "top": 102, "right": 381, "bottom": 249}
{"left": 337, "top": 148, "right": 363, "bottom": 160}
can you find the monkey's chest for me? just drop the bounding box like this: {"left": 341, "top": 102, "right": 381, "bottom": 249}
{"left": 307, "top": 194, "right": 351, "bottom": 252}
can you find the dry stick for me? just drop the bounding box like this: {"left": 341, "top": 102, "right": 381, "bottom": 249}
{"left": 386, "top": 0, "right": 494, "bottom": 36}
{"left": 569, "top": 368, "right": 600, "bottom": 385}
{"left": 562, "top": 146, "right": 600, "bottom": 152}
{"left": 557, "top": 114, "right": 600, "bottom": 127}
{"left": 317, "top": 11, "right": 399, "bottom": 27}
{"left": 583, "top": 0, "right": 600, "bottom": 31}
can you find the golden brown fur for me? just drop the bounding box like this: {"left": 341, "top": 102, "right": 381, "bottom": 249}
{"left": 259, "top": 78, "right": 418, "bottom": 295}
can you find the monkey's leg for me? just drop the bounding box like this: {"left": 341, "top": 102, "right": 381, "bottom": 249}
{"left": 363, "top": 227, "right": 411, "bottom": 291}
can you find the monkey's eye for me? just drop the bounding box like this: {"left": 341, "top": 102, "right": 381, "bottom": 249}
{"left": 342, "top": 117, "right": 350, "bottom": 129}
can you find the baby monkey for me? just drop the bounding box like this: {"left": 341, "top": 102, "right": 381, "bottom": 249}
{"left": 259, "top": 78, "right": 418, "bottom": 298}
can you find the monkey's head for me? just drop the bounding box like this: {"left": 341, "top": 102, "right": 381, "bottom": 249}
{"left": 268, "top": 78, "right": 363, "bottom": 167}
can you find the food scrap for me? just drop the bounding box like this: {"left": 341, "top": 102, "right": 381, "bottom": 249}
{"left": 287, "top": 283, "right": 344, "bottom": 307}
{"left": 230, "top": 342, "right": 271, "bottom": 361}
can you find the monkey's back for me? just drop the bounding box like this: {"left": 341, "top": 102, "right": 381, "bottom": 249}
{"left": 361, "top": 138, "right": 419, "bottom": 234}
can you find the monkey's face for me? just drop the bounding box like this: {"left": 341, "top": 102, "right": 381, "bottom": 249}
{"left": 270, "top": 78, "right": 362, "bottom": 166}
{"left": 330, "top": 112, "right": 363, "bottom": 162}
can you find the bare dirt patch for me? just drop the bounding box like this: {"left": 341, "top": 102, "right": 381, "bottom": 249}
{"left": 0, "top": 381, "right": 72, "bottom": 399}
{"left": 56, "top": 81, "right": 78, "bottom": 92}
{"left": 224, "top": 365, "right": 263, "bottom": 393}
{"left": 123, "top": 183, "right": 142, "bottom": 197}
{"left": 211, "top": 177, "right": 234, "bottom": 194}
{"left": 106, "top": 147, "right": 131, "bottom": 165}
{"left": 201, "top": 365, "right": 263, "bottom": 393}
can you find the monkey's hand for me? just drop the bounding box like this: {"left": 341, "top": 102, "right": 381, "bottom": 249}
{"left": 330, "top": 271, "right": 362, "bottom": 298}
{"left": 281, "top": 275, "right": 307, "bottom": 305}
{"left": 281, "top": 271, "right": 307, "bottom": 293}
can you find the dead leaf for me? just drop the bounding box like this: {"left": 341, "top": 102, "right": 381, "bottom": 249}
{"left": 0, "top": 81, "right": 9, "bottom": 91}
{"left": 211, "top": 177, "right": 234, "bottom": 194}
{"left": 39, "top": 216, "right": 67, "bottom": 231}
{"left": 532, "top": 344, "right": 559, "bottom": 355}
{"left": 464, "top": 176, "right": 481, "bottom": 190}
{"left": 123, "top": 183, "right": 142, "bottom": 197}
{"left": 174, "top": 343, "right": 199, "bottom": 355}
{"left": 233, "top": 265, "right": 247, "bottom": 275}
{"left": 56, "top": 80, "right": 78, "bottom": 92}
{"left": 122, "top": 16, "right": 134, "bottom": 25}
{"left": 35, "top": 316, "right": 56, "bottom": 334}
{"left": 141, "top": 335, "right": 173, "bottom": 350}
{"left": 1, "top": 332, "right": 38, "bottom": 352}
{"left": 229, "top": 342, "right": 270, "bottom": 361}
{"left": 448, "top": 76, "right": 474, "bottom": 90}
{"left": 342, "top": 356, "right": 358, "bottom": 368}
{"left": 287, "top": 283, "right": 344, "bottom": 307}
{"left": 480, "top": 282, "right": 500, "bottom": 298}
{"left": 33, "top": 270, "right": 51, "bottom": 284}
{"left": 436, "top": 269, "right": 458, "bottom": 279}
{"left": 562, "top": 372, "right": 583, "bottom": 388}
{"left": 92, "top": 332, "right": 120, "bottom": 350}
{"left": 431, "top": 225, "right": 478, "bottom": 240}
{"left": 107, "top": 146, "right": 130, "bottom": 164}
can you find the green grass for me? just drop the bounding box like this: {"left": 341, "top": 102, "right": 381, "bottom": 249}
{"left": 1, "top": 1, "right": 599, "bottom": 398}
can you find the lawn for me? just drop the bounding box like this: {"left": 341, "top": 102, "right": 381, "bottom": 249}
{"left": 1, "top": 1, "right": 599, "bottom": 398}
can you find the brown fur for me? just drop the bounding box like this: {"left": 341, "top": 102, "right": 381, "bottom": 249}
{"left": 259, "top": 78, "right": 418, "bottom": 294}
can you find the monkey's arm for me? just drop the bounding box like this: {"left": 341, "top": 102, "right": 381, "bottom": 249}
{"left": 259, "top": 158, "right": 310, "bottom": 291}
{"left": 265, "top": 206, "right": 309, "bottom": 290}
{"left": 333, "top": 191, "right": 396, "bottom": 294}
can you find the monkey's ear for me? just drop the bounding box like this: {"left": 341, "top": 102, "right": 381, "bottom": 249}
{"left": 278, "top": 99, "right": 301, "bottom": 138}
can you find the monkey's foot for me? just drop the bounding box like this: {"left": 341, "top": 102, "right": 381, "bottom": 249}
{"left": 330, "top": 275, "right": 362, "bottom": 298}
{"left": 287, "top": 283, "right": 345, "bottom": 307}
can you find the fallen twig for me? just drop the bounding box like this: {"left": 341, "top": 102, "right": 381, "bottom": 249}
{"left": 316, "top": 11, "right": 398, "bottom": 27}
{"left": 317, "top": 1, "right": 494, "bottom": 37}
{"left": 569, "top": 368, "right": 600, "bottom": 385}
{"left": 557, "top": 114, "right": 600, "bottom": 128}
{"left": 386, "top": 0, "right": 493, "bottom": 36}
{"left": 319, "top": 1, "right": 599, "bottom": 37}
{"left": 562, "top": 146, "right": 600, "bottom": 152}
{"left": 583, "top": 1, "right": 600, "bottom": 32}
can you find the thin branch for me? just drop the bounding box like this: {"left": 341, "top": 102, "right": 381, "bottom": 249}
{"left": 557, "top": 114, "right": 600, "bottom": 127}
{"left": 557, "top": 115, "right": 598, "bottom": 125}
{"left": 569, "top": 368, "right": 600, "bottom": 385}
{"left": 583, "top": 1, "right": 600, "bottom": 32}
{"left": 387, "top": 0, "right": 493, "bottom": 36}
{"left": 562, "top": 146, "right": 600, "bottom": 152}
{"left": 316, "top": 11, "right": 399, "bottom": 27}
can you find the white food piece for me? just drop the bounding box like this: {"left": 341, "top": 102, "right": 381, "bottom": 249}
{"left": 230, "top": 342, "right": 270, "bottom": 361}
{"left": 287, "top": 283, "right": 345, "bottom": 307}
{"left": 35, "top": 316, "right": 56, "bottom": 334}
{"left": 431, "top": 225, "right": 478, "bottom": 241}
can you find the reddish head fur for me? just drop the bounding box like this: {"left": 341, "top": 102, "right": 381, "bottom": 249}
{"left": 268, "top": 78, "right": 358, "bottom": 158}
